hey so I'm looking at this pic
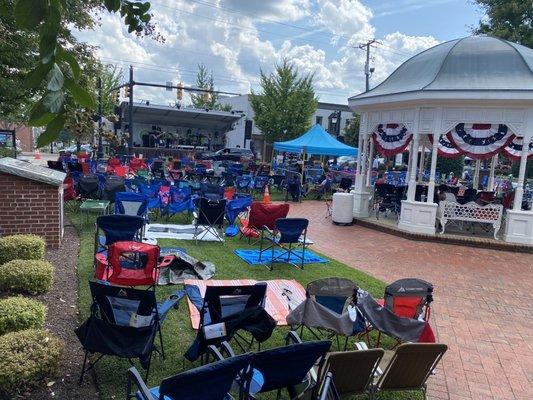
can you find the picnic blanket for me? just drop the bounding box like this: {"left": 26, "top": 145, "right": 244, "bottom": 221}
{"left": 234, "top": 249, "right": 328, "bottom": 265}
{"left": 144, "top": 224, "right": 222, "bottom": 242}
{"left": 184, "top": 279, "right": 306, "bottom": 329}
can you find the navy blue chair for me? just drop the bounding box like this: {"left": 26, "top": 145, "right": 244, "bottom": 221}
{"left": 259, "top": 218, "right": 309, "bottom": 270}
{"left": 115, "top": 192, "right": 149, "bottom": 219}
{"left": 225, "top": 195, "right": 253, "bottom": 237}
{"left": 162, "top": 186, "right": 193, "bottom": 219}
{"left": 127, "top": 353, "right": 252, "bottom": 400}
{"left": 94, "top": 214, "right": 145, "bottom": 257}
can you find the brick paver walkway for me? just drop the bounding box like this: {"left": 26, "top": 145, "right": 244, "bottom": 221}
{"left": 290, "top": 201, "right": 533, "bottom": 400}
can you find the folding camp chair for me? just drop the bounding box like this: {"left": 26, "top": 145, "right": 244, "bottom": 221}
{"left": 102, "top": 176, "right": 126, "bottom": 202}
{"left": 106, "top": 157, "right": 123, "bottom": 174}
{"left": 382, "top": 278, "right": 433, "bottom": 321}
{"left": 77, "top": 174, "right": 101, "bottom": 199}
{"left": 259, "top": 218, "right": 309, "bottom": 270}
{"left": 94, "top": 214, "right": 145, "bottom": 262}
{"left": 209, "top": 340, "right": 332, "bottom": 399}
{"left": 95, "top": 240, "right": 160, "bottom": 287}
{"left": 114, "top": 192, "right": 149, "bottom": 220}
{"left": 225, "top": 195, "right": 253, "bottom": 237}
{"left": 235, "top": 175, "right": 252, "bottom": 192}
{"left": 151, "top": 159, "right": 166, "bottom": 179}
{"left": 161, "top": 186, "right": 193, "bottom": 220}
{"left": 76, "top": 281, "right": 183, "bottom": 383}
{"left": 126, "top": 353, "right": 253, "bottom": 400}
{"left": 370, "top": 343, "right": 447, "bottom": 400}
{"left": 286, "top": 278, "right": 364, "bottom": 350}
{"left": 138, "top": 183, "right": 163, "bottom": 212}
{"left": 239, "top": 202, "right": 290, "bottom": 243}
{"left": 129, "top": 157, "right": 148, "bottom": 174}
{"left": 193, "top": 198, "right": 227, "bottom": 244}
{"left": 252, "top": 175, "right": 269, "bottom": 198}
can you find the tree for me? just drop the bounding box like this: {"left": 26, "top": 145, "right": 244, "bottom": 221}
{"left": 343, "top": 113, "right": 360, "bottom": 147}
{"left": 473, "top": 0, "right": 533, "bottom": 48}
{"left": 250, "top": 60, "right": 317, "bottom": 144}
{"left": 436, "top": 157, "right": 464, "bottom": 177}
{"left": 190, "top": 64, "right": 233, "bottom": 111}
{"left": 98, "top": 64, "right": 123, "bottom": 116}
{"left": 8, "top": 0, "right": 157, "bottom": 147}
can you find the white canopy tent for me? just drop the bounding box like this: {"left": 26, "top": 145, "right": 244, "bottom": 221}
{"left": 349, "top": 36, "right": 533, "bottom": 245}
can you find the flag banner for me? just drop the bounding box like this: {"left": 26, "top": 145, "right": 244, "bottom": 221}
{"left": 428, "top": 133, "right": 463, "bottom": 158}
{"left": 502, "top": 136, "right": 533, "bottom": 161}
{"left": 373, "top": 123, "right": 412, "bottom": 156}
{"left": 448, "top": 123, "right": 514, "bottom": 159}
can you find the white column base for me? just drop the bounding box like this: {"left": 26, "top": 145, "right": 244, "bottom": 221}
{"left": 504, "top": 210, "right": 533, "bottom": 245}
{"left": 398, "top": 200, "right": 438, "bottom": 235}
{"left": 352, "top": 190, "right": 371, "bottom": 218}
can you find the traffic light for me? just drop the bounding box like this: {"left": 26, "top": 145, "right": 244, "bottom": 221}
{"left": 176, "top": 83, "right": 183, "bottom": 100}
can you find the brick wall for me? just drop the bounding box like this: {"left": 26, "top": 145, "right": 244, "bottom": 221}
{"left": 0, "top": 172, "right": 62, "bottom": 248}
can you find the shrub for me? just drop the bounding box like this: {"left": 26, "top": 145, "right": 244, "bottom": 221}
{"left": 0, "top": 297, "right": 47, "bottom": 335}
{"left": 0, "top": 329, "right": 63, "bottom": 397}
{"left": 0, "top": 234, "right": 45, "bottom": 265}
{"left": 0, "top": 260, "right": 54, "bottom": 294}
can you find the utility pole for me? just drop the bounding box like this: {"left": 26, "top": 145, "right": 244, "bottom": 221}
{"left": 359, "top": 39, "right": 378, "bottom": 92}
{"left": 97, "top": 77, "right": 104, "bottom": 160}
{"left": 128, "top": 65, "right": 134, "bottom": 150}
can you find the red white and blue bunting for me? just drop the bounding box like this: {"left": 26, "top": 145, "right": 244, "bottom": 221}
{"left": 447, "top": 123, "right": 514, "bottom": 160}
{"left": 502, "top": 136, "right": 533, "bottom": 161}
{"left": 428, "top": 133, "right": 463, "bottom": 158}
{"left": 372, "top": 123, "right": 412, "bottom": 157}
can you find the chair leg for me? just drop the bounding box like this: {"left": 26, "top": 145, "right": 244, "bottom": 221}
{"left": 78, "top": 350, "right": 89, "bottom": 385}
{"left": 158, "top": 326, "right": 165, "bottom": 359}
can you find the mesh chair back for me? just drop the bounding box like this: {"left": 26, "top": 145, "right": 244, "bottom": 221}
{"left": 107, "top": 241, "right": 159, "bottom": 286}
{"left": 202, "top": 283, "right": 267, "bottom": 326}
{"left": 115, "top": 192, "right": 149, "bottom": 217}
{"left": 96, "top": 214, "right": 145, "bottom": 245}
{"left": 322, "top": 349, "right": 384, "bottom": 396}
{"left": 197, "top": 198, "right": 226, "bottom": 227}
{"left": 159, "top": 353, "right": 252, "bottom": 400}
{"left": 78, "top": 174, "right": 100, "bottom": 198}
{"left": 377, "top": 343, "right": 447, "bottom": 391}
{"left": 251, "top": 341, "right": 331, "bottom": 394}
{"left": 248, "top": 202, "right": 290, "bottom": 231}
{"left": 275, "top": 218, "right": 308, "bottom": 243}
{"left": 384, "top": 278, "right": 433, "bottom": 319}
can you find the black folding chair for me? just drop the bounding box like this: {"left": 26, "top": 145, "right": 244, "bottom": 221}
{"left": 193, "top": 197, "right": 227, "bottom": 244}
{"left": 76, "top": 281, "right": 183, "bottom": 383}
{"left": 78, "top": 174, "right": 100, "bottom": 199}
{"left": 127, "top": 353, "right": 253, "bottom": 400}
{"left": 102, "top": 176, "right": 126, "bottom": 202}
{"left": 259, "top": 218, "right": 309, "bottom": 270}
{"left": 201, "top": 182, "right": 224, "bottom": 200}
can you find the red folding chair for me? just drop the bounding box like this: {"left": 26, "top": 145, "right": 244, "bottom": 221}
{"left": 239, "top": 202, "right": 290, "bottom": 243}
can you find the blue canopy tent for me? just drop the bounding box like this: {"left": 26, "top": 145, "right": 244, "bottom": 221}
{"left": 273, "top": 124, "right": 358, "bottom": 157}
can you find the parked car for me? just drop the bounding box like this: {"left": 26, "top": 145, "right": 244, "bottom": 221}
{"left": 65, "top": 144, "right": 93, "bottom": 154}
{"left": 213, "top": 147, "right": 254, "bottom": 162}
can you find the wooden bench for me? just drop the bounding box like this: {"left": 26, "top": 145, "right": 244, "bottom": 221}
{"left": 438, "top": 201, "right": 503, "bottom": 239}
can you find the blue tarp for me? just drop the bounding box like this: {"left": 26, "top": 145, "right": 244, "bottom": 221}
{"left": 273, "top": 124, "right": 358, "bottom": 156}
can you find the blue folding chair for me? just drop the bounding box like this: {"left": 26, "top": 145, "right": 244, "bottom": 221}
{"left": 162, "top": 186, "right": 193, "bottom": 219}
{"left": 127, "top": 353, "right": 252, "bottom": 400}
{"left": 115, "top": 192, "right": 149, "bottom": 219}
{"left": 252, "top": 175, "right": 269, "bottom": 197}
{"left": 235, "top": 175, "right": 252, "bottom": 192}
{"left": 138, "top": 183, "right": 162, "bottom": 211}
{"left": 259, "top": 218, "right": 309, "bottom": 270}
{"left": 225, "top": 196, "right": 252, "bottom": 237}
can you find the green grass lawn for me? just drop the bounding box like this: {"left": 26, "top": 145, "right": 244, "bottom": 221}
{"left": 68, "top": 204, "right": 415, "bottom": 399}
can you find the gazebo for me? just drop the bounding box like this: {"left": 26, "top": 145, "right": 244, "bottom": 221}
{"left": 348, "top": 36, "right": 533, "bottom": 245}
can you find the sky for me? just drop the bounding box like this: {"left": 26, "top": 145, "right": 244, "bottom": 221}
{"left": 74, "top": 0, "right": 484, "bottom": 106}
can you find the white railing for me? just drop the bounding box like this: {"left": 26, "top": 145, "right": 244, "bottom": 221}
{"left": 438, "top": 201, "right": 503, "bottom": 239}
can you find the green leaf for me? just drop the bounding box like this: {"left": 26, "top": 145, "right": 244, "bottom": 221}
{"left": 64, "top": 78, "right": 94, "bottom": 108}
{"left": 140, "top": 2, "right": 151, "bottom": 13}
{"left": 24, "top": 62, "right": 53, "bottom": 89}
{"left": 15, "top": 0, "right": 46, "bottom": 29}
{"left": 39, "top": 32, "right": 57, "bottom": 60}
{"left": 37, "top": 114, "right": 66, "bottom": 147}
{"left": 43, "top": 90, "right": 65, "bottom": 113}
{"left": 57, "top": 48, "right": 81, "bottom": 80}
{"left": 140, "top": 13, "right": 151, "bottom": 23}
{"left": 104, "top": 0, "right": 121, "bottom": 12}
{"left": 28, "top": 100, "right": 56, "bottom": 126}
{"left": 46, "top": 64, "right": 64, "bottom": 91}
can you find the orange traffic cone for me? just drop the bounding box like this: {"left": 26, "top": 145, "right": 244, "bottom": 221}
{"left": 34, "top": 149, "right": 41, "bottom": 160}
{"left": 263, "top": 185, "right": 271, "bottom": 203}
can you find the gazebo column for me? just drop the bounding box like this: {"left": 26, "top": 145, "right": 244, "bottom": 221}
{"left": 352, "top": 127, "right": 371, "bottom": 218}
{"left": 398, "top": 113, "right": 438, "bottom": 235}
{"left": 418, "top": 144, "right": 426, "bottom": 183}
{"left": 488, "top": 155, "right": 497, "bottom": 190}
{"left": 427, "top": 134, "right": 440, "bottom": 204}
{"left": 366, "top": 138, "right": 374, "bottom": 186}
{"left": 504, "top": 135, "right": 533, "bottom": 245}
{"left": 473, "top": 159, "right": 481, "bottom": 189}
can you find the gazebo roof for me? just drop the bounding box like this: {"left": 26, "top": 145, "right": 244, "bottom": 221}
{"left": 350, "top": 36, "right": 533, "bottom": 103}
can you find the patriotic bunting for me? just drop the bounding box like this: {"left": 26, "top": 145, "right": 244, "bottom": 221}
{"left": 502, "top": 136, "right": 533, "bottom": 161}
{"left": 372, "top": 123, "right": 412, "bottom": 156}
{"left": 428, "top": 133, "right": 464, "bottom": 158}
{"left": 447, "top": 123, "right": 514, "bottom": 159}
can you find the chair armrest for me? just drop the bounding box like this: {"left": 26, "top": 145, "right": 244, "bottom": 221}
{"left": 261, "top": 225, "right": 276, "bottom": 235}
{"left": 207, "top": 345, "right": 225, "bottom": 361}
{"left": 127, "top": 367, "right": 155, "bottom": 400}
{"left": 157, "top": 290, "right": 185, "bottom": 317}
{"left": 219, "top": 340, "right": 236, "bottom": 358}
{"left": 285, "top": 330, "right": 303, "bottom": 345}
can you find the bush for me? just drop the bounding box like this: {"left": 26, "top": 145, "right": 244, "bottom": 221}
{"left": 0, "top": 260, "right": 54, "bottom": 294}
{"left": 0, "top": 329, "right": 63, "bottom": 396}
{"left": 0, "top": 234, "right": 45, "bottom": 265}
{"left": 0, "top": 297, "right": 47, "bottom": 335}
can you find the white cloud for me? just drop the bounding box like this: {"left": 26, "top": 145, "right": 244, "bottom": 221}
{"left": 221, "top": 0, "right": 311, "bottom": 22}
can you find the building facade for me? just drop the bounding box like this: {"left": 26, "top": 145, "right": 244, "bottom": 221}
{"left": 221, "top": 95, "right": 353, "bottom": 160}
